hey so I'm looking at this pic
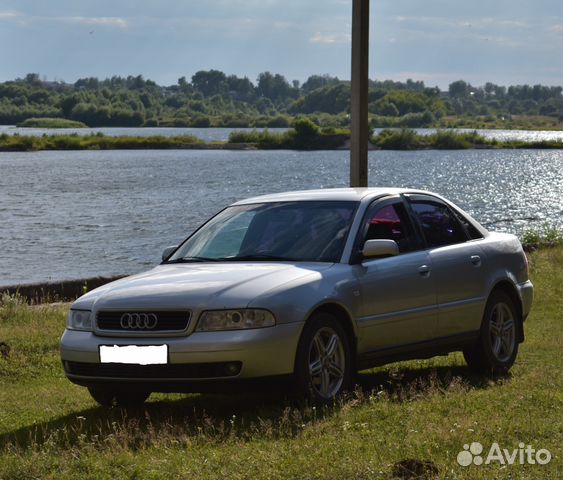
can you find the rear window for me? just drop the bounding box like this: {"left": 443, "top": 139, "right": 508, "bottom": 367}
{"left": 410, "top": 201, "right": 468, "bottom": 248}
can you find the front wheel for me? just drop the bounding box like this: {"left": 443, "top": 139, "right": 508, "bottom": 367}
{"left": 88, "top": 387, "right": 150, "bottom": 408}
{"left": 464, "top": 291, "right": 520, "bottom": 375}
{"left": 294, "top": 313, "right": 353, "bottom": 404}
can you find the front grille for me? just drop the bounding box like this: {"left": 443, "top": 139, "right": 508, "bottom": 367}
{"left": 64, "top": 361, "right": 242, "bottom": 379}
{"left": 96, "top": 311, "right": 191, "bottom": 332}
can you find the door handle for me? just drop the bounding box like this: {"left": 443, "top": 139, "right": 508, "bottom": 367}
{"left": 418, "top": 265, "right": 431, "bottom": 276}
{"left": 470, "top": 255, "right": 482, "bottom": 266}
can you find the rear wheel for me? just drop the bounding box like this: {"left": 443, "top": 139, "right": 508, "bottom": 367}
{"left": 294, "top": 313, "right": 352, "bottom": 404}
{"left": 88, "top": 387, "right": 150, "bottom": 407}
{"left": 464, "top": 290, "right": 520, "bottom": 375}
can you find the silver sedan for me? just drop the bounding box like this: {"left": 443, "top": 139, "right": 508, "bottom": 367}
{"left": 60, "top": 188, "right": 533, "bottom": 406}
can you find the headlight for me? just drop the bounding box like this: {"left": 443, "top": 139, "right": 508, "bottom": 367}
{"left": 67, "top": 309, "right": 93, "bottom": 331}
{"left": 197, "top": 309, "right": 275, "bottom": 332}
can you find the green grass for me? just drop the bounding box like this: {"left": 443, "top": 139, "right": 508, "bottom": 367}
{"left": 0, "top": 248, "right": 562, "bottom": 479}
{"left": 16, "top": 117, "right": 88, "bottom": 128}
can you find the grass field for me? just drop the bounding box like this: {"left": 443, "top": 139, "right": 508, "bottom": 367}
{"left": 0, "top": 248, "right": 561, "bottom": 479}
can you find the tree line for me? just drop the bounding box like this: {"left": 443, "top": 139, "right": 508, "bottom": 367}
{"left": 0, "top": 71, "right": 561, "bottom": 128}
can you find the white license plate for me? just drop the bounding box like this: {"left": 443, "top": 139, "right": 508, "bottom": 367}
{"left": 99, "top": 345, "right": 168, "bottom": 365}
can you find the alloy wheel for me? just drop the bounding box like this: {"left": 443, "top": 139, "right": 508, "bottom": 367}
{"left": 308, "top": 327, "right": 346, "bottom": 399}
{"left": 488, "top": 302, "right": 516, "bottom": 363}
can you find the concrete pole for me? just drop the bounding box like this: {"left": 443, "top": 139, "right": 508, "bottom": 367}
{"left": 350, "top": 0, "right": 370, "bottom": 187}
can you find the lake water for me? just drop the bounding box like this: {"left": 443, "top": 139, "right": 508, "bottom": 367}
{"left": 1, "top": 148, "right": 562, "bottom": 286}
{"left": 1, "top": 125, "right": 563, "bottom": 143}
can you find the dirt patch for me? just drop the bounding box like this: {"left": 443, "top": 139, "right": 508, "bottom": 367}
{"left": 391, "top": 459, "right": 439, "bottom": 479}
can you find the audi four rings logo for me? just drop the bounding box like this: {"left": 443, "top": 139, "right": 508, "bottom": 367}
{"left": 119, "top": 313, "right": 158, "bottom": 329}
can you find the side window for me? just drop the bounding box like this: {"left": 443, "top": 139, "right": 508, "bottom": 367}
{"left": 452, "top": 209, "right": 484, "bottom": 240}
{"left": 410, "top": 201, "right": 467, "bottom": 248}
{"left": 363, "top": 202, "right": 418, "bottom": 253}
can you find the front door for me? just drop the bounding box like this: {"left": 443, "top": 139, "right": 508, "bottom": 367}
{"left": 353, "top": 198, "right": 438, "bottom": 354}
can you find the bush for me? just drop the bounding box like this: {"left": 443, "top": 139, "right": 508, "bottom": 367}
{"left": 266, "top": 115, "right": 290, "bottom": 128}
{"left": 374, "top": 129, "right": 424, "bottom": 150}
{"left": 142, "top": 118, "right": 159, "bottom": 127}
{"left": 428, "top": 130, "right": 471, "bottom": 149}
{"left": 189, "top": 115, "right": 211, "bottom": 128}
{"left": 228, "top": 129, "right": 286, "bottom": 148}
{"left": 521, "top": 226, "right": 563, "bottom": 250}
{"left": 292, "top": 117, "right": 320, "bottom": 137}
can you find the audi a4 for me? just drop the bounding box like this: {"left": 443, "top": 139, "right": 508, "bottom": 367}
{"left": 60, "top": 188, "right": 533, "bottom": 405}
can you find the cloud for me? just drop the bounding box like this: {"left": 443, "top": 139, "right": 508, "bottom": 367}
{"left": 310, "top": 32, "right": 350, "bottom": 44}
{"left": 51, "top": 16, "right": 129, "bottom": 28}
{"left": 0, "top": 11, "right": 20, "bottom": 20}
{"left": 386, "top": 14, "right": 553, "bottom": 50}
{"left": 393, "top": 15, "right": 530, "bottom": 31}
{"left": 0, "top": 11, "right": 128, "bottom": 29}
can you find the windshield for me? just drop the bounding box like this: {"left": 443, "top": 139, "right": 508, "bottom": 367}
{"left": 167, "top": 201, "right": 358, "bottom": 263}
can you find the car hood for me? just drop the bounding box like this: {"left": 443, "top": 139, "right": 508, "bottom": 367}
{"left": 73, "top": 262, "right": 334, "bottom": 311}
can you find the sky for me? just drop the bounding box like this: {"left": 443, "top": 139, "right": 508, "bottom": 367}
{"left": 0, "top": 0, "right": 562, "bottom": 89}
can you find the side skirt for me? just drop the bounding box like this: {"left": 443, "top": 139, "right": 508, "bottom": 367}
{"left": 356, "top": 331, "right": 479, "bottom": 371}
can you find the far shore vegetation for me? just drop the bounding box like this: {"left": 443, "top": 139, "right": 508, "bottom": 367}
{"left": 2, "top": 119, "right": 563, "bottom": 152}
{"left": 1, "top": 72, "right": 561, "bottom": 131}
{"left": 229, "top": 122, "right": 563, "bottom": 150}
{"left": 16, "top": 117, "right": 87, "bottom": 129}
{"left": 0, "top": 132, "right": 202, "bottom": 152}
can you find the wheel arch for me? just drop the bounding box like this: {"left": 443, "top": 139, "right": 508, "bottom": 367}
{"left": 305, "top": 301, "right": 358, "bottom": 357}
{"left": 488, "top": 279, "right": 524, "bottom": 343}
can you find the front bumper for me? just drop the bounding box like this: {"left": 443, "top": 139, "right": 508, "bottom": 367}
{"left": 60, "top": 322, "right": 303, "bottom": 387}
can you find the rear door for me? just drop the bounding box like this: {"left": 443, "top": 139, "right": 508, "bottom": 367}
{"left": 406, "top": 195, "right": 488, "bottom": 337}
{"left": 353, "top": 196, "right": 438, "bottom": 354}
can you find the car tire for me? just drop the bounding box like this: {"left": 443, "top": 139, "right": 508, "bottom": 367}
{"left": 294, "top": 312, "right": 353, "bottom": 404}
{"left": 463, "top": 290, "right": 521, "bottom": 375}
{"left": 88, "top": 387, "right": 150, "bottom": 408}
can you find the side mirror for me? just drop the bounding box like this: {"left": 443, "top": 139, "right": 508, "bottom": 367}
{"left": 362, "top": 239, "right": 399, "bottom": 259}
{"left": 161, "top": 246, "right": 178, "bottom": 261}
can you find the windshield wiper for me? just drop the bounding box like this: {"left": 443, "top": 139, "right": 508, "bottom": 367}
{"left": 165, "top": 256, "right": 220, "bottom": 263}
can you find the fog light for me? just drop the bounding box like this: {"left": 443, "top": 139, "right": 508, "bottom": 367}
{"left": 225, "top": 362, "right": 241, "bottom": 375}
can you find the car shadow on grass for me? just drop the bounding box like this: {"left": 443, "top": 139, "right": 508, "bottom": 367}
{"left": 0, "top": 363, "right": 509, "bottom": 452}
{"left": 355, "top": 363, "right": 510, "bottom": 402}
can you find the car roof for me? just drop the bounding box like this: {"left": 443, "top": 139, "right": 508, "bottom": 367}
{"left": 232, "top": 188, "right": 428, "bottom": 205}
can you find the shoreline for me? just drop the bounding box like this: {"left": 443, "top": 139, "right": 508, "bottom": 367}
{"left": 0, "top": 276, "right": 126, "bottom": 304}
